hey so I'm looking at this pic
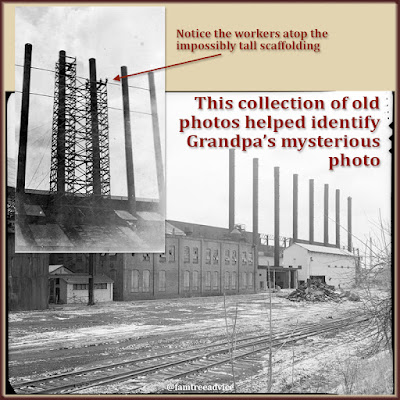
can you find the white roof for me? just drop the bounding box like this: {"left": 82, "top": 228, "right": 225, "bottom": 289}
{"left": 49, "top": 265, "right": 74, "bottom": 274}
{"left": 293, "top": 242, "right": 354, "bottom": 256}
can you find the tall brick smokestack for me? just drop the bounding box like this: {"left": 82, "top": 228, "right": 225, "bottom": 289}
{"left": 229, "top": 149, "right": 235, "bottom": 231}
{"left": 121, "top": 65, "right": 136, "bottom": 215}
{"left": 252, "top": 158, "right": 259, "bottom": 292}
{"left": 253, "top": 158, "right": 259, "bottom": 246}
{"left": 16, "top": 43, "right": 32, "bottom": 207}
{"left": 324, "top": 184, "right": 329, "bottom": 246}
{"left": 293, "top": 174, "right": 298, "bottom": 242}
{"left": 348, "top": 196, "right": 352, "bottom": 252}
{"left": 89, "top": 58, "right": 101, "bottom": 198}
{"left": 336, "top": 189, "right": 340, "bottom": 248}
{"left": 309, "top": 179, "right": 314, "bottom": 244}
{"left": 56, "top": 50, "right": 66, "bottom": 196}
{"left": 274, "top": 167, "right": 280, "bottom": 268}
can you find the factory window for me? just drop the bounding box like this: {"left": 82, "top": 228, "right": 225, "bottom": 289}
{"left": 224, "top": 271, "right": 230, "bottom": 290}
{"left": 205, "top": 271, "right": 211, "bottom": 290}
{"left": 298, "top": 265, "right": 302, "bottom": 269}
{"left": 159, "top": 253, "right": 166, "bottom": 263}
{"left": 328, "top": 265, "right": 331, "bottom": 268}
{"left": 131, "top": 270, "right": 139, "bottom": 292}
{"left": 55, "top": 278, "right": 60, "bottom": 284}
{"left": 143, "top": 270, "right": 150, "bottom": 292}
{"left": 168, "top": 246, "right": 176, "bottom": 262}
{"left": 184, "top": 270, "right": 190, "bottom": 291}
{"left": 213, "top": 250, "right": 219, "bottom": 264}
{"left": 232, "top": 250, "right": 237, "bottom": 265}
{"left": 249, "top": 252, "right": 253, "bottom": 265}
{"left": 73, "top": 284, "right": 88, "bottom": 290}
{"left": 225, "top": 249, "right": 230, "bottom": 265}
{"left": 242, "top": 272, "right": 247, "bottom": 289}
{"left": 248, "top": 273, "right": 253, "bottom": 288}
{"left": 335, "top": 265, "right": 337, "bottom": 268}
{"left": 94, "top": 283, "right": 107, "bottom": 290}
{"left": 212, "top": 271, "right": 219, "bottom": 290}
{"left": 341, "top": 266, "right": 344, "bottom": 268}
{"left": 242, "top": 252, "right": 247, "bottom": 265}
{"left": 142, "top": 254, "right": 150, "bottom": 262}
{"left": 232, "top": 272, "right": 237, "bottom": 289}
{"left": 158, "top": 270, "right": 166, "bottom": 292}
{"left": 206, "top": 249, "right": 211, "bottom": 264}
{"left": 193, "top": 270, "right": 199, "bottom": 291}
{"left": 184, "top": 246, "right": 190, "bottom": 263}
{"left": 193, "top": 247, "right": 199, "bottom": 264}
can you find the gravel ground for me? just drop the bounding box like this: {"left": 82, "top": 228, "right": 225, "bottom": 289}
{"left": 7, "top": 290, "right": 391, "bottom": 394}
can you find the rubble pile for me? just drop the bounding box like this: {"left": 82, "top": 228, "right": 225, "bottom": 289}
{"left": 287, "top": 280, "right": 341, "bottom": 302}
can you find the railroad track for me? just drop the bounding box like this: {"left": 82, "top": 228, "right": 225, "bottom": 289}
{"left": 12, "top": 315, "right": 369, "bottom": 394}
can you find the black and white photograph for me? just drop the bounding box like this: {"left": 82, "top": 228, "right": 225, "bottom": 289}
{"left": 6, "top": 90, "right": 393, "bottom": 395}
{"left": 12, "top": 6, "right": 165, "bottom": 253}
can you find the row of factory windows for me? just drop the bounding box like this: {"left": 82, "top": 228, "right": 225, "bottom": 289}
{"left": 141, "top": 247, "right": 253, "bottom": 265}
{"left": 73, "top": 283, "right": 108, "bottom": 290}
{"left": 130, "top": 270, "right": 254, "bottom": 293}
{"left": 58, "top": 247, "right": 254, "bottom": 265}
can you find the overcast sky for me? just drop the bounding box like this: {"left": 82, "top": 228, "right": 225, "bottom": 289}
{"left": 166, "top": 91, "right": 392, "bottom": 252}
{"left": 14, "top": 6, "right": 165, "bottom": 199}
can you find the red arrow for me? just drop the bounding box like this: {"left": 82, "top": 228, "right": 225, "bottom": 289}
{"left": 113, "top": 53, "right": 222, "bottom": 81}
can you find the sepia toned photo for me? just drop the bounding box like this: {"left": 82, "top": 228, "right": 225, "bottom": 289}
{"left": 13, "top": 7, "right": 165, "bottom": 253}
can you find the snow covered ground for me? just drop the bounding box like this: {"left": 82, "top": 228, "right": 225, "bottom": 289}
{"left": 7, "top": 291, "right": 393, "bottom": 394}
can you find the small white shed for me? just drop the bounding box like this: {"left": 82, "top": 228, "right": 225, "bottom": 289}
{"left": 51, "top": 274, "right": 114, "bottom": 304}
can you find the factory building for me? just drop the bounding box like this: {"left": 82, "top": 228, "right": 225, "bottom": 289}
{"left": 7, "top": 187, "right": 49, "bottom": 311}
{"left": 256, "top": 242, "right": 297, "bottom": 290}
{"left": 50, "top": 220, "right": 257, "bottom": 301}
{"left": 285, "top": 175, "right": 357, "bottom": 289}
{"left": 283, "top": 243, "right": 356, "bottom": 288}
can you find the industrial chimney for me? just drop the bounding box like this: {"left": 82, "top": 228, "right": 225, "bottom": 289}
{"left": 274, "top": 167, "right": 280, "bottom": 268}
{"left": 309, "top": 179, "right": 314, "bottom": 244}
{"left": 336, "top": 189, "right": 340, "bottom": 248}
{"left": 121, "top": 65, "right": 136, "bottom": 215}
{"left": 16, "top": 43, "right": 33, "bottom": 212}
{"left": 324, "top": 184, "right": 329, "bottom": 246}
{"left": 347, "top": 196, "right": 352, "bottom": 252}
{"left": 293, "top": 174, "right": 298, "bottom": 242}
{"left": 253, "top": 158, "right": 259, "bottom": 246}
{"left": 229, "top": 149, "right": 235, "bottom": 232}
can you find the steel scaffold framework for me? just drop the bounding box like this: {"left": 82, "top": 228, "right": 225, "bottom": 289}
{"left": 50, "top": 54, "right": 110, "bottom": 197}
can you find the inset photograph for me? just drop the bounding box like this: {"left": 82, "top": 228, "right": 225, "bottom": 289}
{"left": 13, "top": 7, "right": 165, "bottom": 252}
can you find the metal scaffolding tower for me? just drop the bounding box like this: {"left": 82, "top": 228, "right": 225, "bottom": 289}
{"left": 50, "top": 52, "right": 110, "bottom": 198}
